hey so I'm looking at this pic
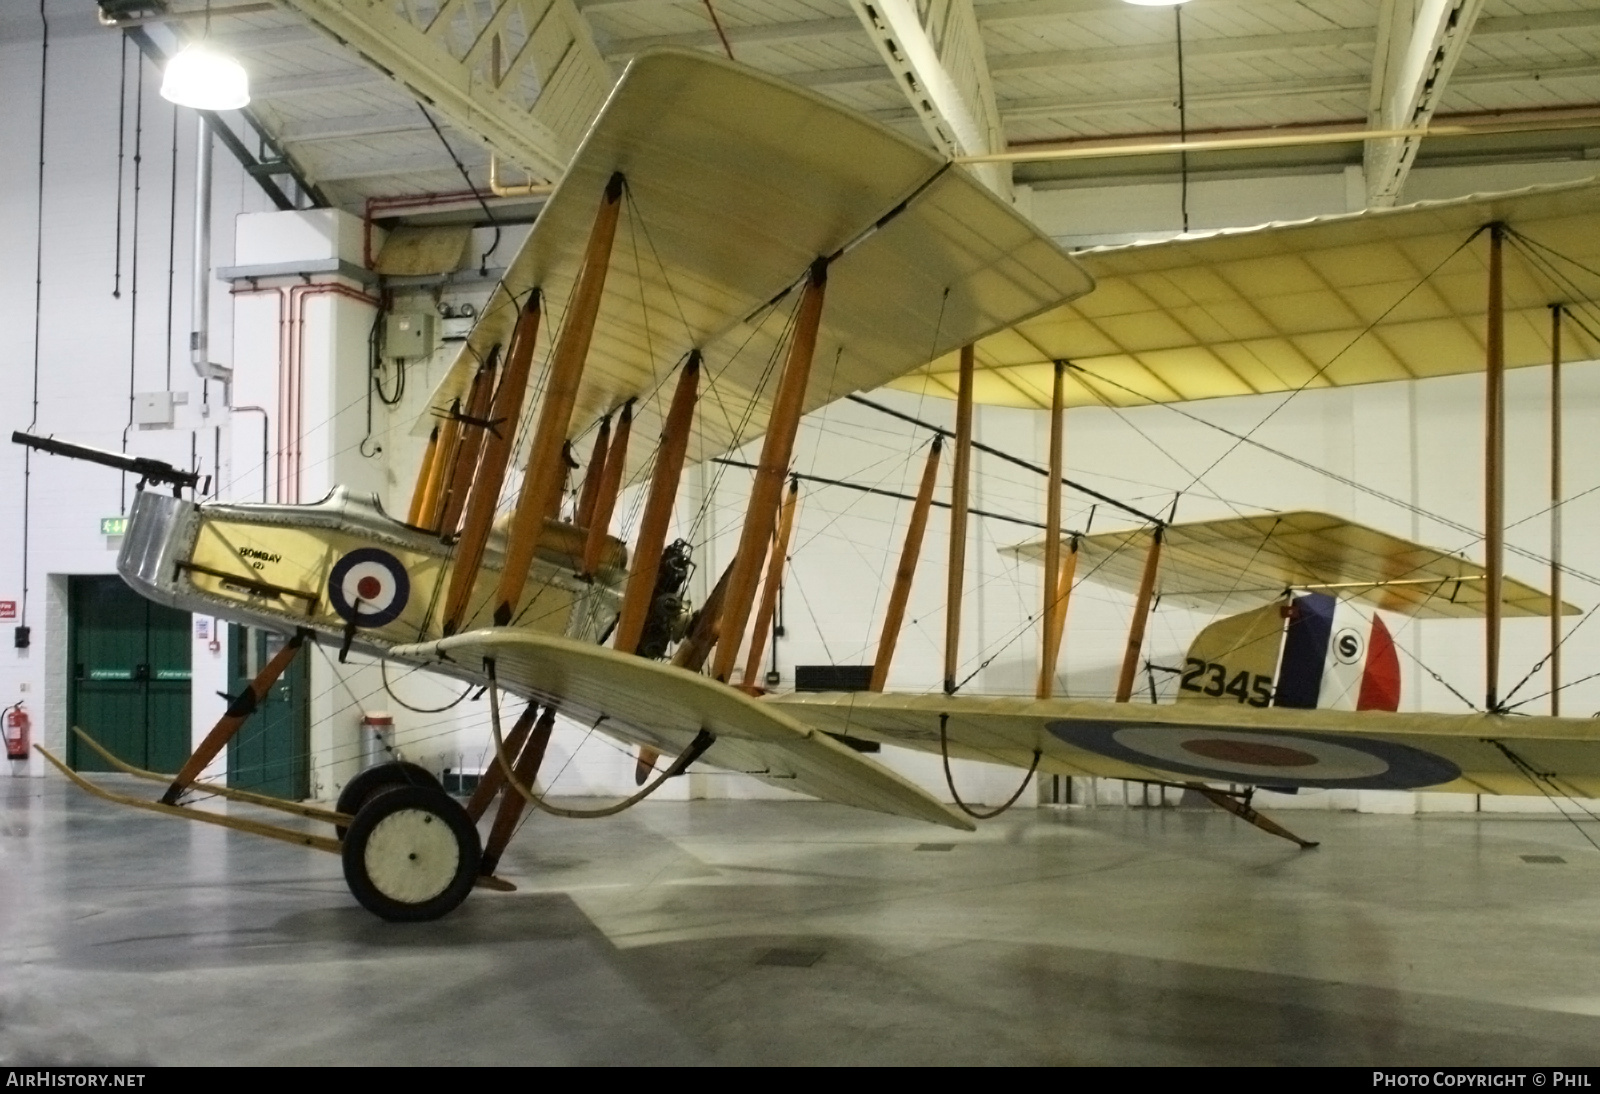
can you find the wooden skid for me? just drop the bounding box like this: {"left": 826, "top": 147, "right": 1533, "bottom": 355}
{"left": 71, "top": 728, "right": 351, "bottom": 826}
{"left": 37, "top": 745, "right": 342, "bottom": 854}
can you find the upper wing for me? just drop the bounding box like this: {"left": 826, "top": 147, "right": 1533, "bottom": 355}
{"left": 893, "top": 176, "right": 1600, "bottom": 409}
{"left": 768, "top": 690, "right": 1600, "bottom": 798}
{"left": 1003, "top": 510, "right": 1578, "bottom": 619}
{"left": 388, "top": 629, "right": 975, "bottom": 831}
{"left": 422, "top": 49, "right": 1092, "bottom": 482}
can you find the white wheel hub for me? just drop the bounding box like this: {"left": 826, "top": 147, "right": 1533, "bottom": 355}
{"left": 362, "top": 807, "right": 461, "bottom": 904}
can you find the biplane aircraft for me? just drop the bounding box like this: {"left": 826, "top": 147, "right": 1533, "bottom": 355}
{"left": 17, "top": 49, "right": 1600, "bottom": 922}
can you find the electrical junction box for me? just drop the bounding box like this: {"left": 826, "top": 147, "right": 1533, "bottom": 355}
{"left": 384, "top": 312, "right": 435, "bottom": 360}
{"left": 134, "top": 390, "right": 188, "bottom": 430}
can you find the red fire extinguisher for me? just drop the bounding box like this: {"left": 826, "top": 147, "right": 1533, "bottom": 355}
{"left": 5, "top": 702, "right": 30, "bottom": 760}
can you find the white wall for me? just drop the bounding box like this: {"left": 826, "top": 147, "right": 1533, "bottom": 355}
{"left": 0, "top": 14, "right": 274, "bottom": 777}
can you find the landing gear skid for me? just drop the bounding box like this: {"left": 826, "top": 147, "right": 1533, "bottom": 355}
{"left": 1185, "top": 783, "right": 1320, "bottom": 850}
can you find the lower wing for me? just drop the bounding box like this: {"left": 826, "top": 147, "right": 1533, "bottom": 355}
{"left": 388, "top": 630, "right": 974, "bottom": 830}
{"left": 766, "top": 691, "right": 1600, "bottom": 798}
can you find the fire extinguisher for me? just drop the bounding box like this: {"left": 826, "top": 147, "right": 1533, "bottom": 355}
{"left": 4, "top": 702, "right": 30, "bottom": 761}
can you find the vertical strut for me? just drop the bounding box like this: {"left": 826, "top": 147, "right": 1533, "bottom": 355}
{"left": 1115, "top": 528, "right": 1163, "bottom": 703}
{"left": 442, "top": 292, "right": 542, "bottom": 635}
{"left": 711, "top": 259, "right": 829, "bottom": 683}
{"left": 871, "top": 436, "right": 942, "bottom": 692}
{"left": 613, "top": 354, "right": 701, "bottom": 655}
{"left": 417, "top": 401, "right": 461, "bottom": 533}
{"left": 464, "top": 702, "right": 538, "bottom": 822}
{"left": 479, "top": 707, "right": 555, "bottom": 876}
{"left": 944, "top": 344, "right": 975, "bottom": 695}
{"left": 161, "top": 631, "right": 305, "bottom": 805}
{"left": 1550, "top": 303, "right": 1563, "bottom": 715}
{"left": 1038, "top": 360, "right": 1067, "bottom": 700}
{"left": 1485, "top": 223, "right": 1505, "bottom": 711}
{"left": 406, "top": 426, "right": 439, "bottom": 526}
{"left": 438, "top": 353, "right": 500, "bottom": 536}
{"left": 494, "top": 173, "right": 626, "bottom": 626}
{"left": 575, "top": 414, "right": 612, "bottom": 531}
{"left": 581, "top": 401, "right": 633, "bottom": 578}
{"left": 742, "top": 477, "right": 799, "bottom": 689}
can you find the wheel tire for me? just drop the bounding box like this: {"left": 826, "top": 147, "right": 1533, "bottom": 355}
{"left": 340, "top": 785, "right": 482, "bottom": 922}
{"left": 335, "top": 762, "right": 443, "bottom": 838}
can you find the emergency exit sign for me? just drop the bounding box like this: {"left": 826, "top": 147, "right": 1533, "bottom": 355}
{"left": 100, "top": 517, "right": 127, "bottom": 536}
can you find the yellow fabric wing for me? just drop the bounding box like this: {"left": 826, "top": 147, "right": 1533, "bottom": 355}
{"left": 895, "top": 176, "right": 1600, "bottom": 409}
{"left": 1003, "top": 511, "right": 1577, "bottom": 619}
{"left": 768, "top": 690, "right": 1600, "bottom": 799}
{"left": 424, "top": 50, "right": 1092, "bottom": 485}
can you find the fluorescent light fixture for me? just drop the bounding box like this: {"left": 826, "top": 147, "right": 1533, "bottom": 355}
{"left": 1122, "top": 0, "right": 1192, "bottom": 5}
{"left": 160, "top": 44, "right": 250, "bottom": 110}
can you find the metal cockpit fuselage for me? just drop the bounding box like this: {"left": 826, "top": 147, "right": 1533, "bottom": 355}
{"left": 118, "top": 486, "right": 626, "bottom": 664}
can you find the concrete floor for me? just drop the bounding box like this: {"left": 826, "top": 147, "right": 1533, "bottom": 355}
{"left": 3, "top": 776, "right": 1600, "bottom": 1066}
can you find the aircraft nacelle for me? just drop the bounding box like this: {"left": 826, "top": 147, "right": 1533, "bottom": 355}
{"left": 118, "top": 486, "right": 626, "bottom": 659}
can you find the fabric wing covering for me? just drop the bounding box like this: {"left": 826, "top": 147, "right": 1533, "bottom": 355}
{"left": 391, "top": 630, "right": 975, "bottom": 830}
{"left": 422, "top": 49, "right": 1092, "bottom": 484}
{"left": 1003, "top": 511, "right": 1578, "bottom": 619}
{"left": 768, "top": 691, "right": 1600, "bottom": 799}
{"left": 892, "top": 176, "right": 1600, "bottom": 409}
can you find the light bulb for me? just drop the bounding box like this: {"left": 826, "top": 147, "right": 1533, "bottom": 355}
{"left": 160, "top": 44, "right": 250, "bottom": 111}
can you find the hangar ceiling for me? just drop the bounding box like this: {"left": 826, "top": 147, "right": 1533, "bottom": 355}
{"left": 85, "top": 0, "right": 1600, "bottom": 214}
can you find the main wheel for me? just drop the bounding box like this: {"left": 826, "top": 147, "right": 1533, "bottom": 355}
{"left": 335, "top": 762, "right": 443, "bottom": 838}
{"left": 340, "top": 785, "right": 482, "bottom": 922}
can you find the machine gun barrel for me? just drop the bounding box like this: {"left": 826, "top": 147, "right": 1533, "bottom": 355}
{"left": 11, "top": 431, "right": 203, "bottom": 493}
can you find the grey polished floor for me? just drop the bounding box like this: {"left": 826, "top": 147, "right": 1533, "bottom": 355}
{"left": 3, "top": 776, "right": 1599, "bottom": 1066}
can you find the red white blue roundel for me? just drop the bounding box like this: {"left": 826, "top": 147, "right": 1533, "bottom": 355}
{"left": 1046, "top": 721, "right": 1460, "bottom": 790}
{"left": 328, "top": 548, "right": 410, "bottom": 628}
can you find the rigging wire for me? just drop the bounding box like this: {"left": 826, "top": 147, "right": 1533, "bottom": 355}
{"left": 417, "top": 104, "right": 500, "bottom": 275}
{"left": 939, "top": 712, "right": 1041, "bottom": 819}
{"left": 1175, "top": 4, "right": 1189, "bottom": 234}
{"left": 21, "top": 0, "right": 49, "bottom": 636}
{"left": 119, "top": 43, "right": 146, "bottom": 516}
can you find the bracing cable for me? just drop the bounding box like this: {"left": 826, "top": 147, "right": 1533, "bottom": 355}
{"left": 938, "top": 713, "right": 1040, "bottom": 819}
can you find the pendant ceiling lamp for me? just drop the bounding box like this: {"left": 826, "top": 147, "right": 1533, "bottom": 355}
{"left": 160, "top": 43, "right": 250, "bottom": 110}
{"left": 159, "top": 2, "right": 249, "bottom": 111}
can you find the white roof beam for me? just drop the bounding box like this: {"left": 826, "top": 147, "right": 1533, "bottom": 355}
{"left": 601, "top": 16, "right": 860, "bottom": 58}
{"left": 273, "top": 0, "right": 614, "bottom": 182}
{"left": 848, "top": 0, "right": 1011, "bottom": 198}
{"left": 279, "top": 110, "right": 433, "bottom": 144}
{"left": 1365, "top": 0, "right": 1487, "bottom": 206}
{"left": 252, "top": 68, "right": 386, "bottom": 98}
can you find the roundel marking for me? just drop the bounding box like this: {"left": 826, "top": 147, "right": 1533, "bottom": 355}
{"left": 328, "top": 547, "right": 411, "bottom": 628}
{"left": 1333, "top": 627, "right": 1364, "bottom": 665}
{"left": 1047, "top": 720, "right": 1461, "bottom": 790}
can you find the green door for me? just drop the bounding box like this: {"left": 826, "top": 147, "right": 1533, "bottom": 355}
{"left": 68, "top": 575, "right": 192, "bottom": 773}
{"left": 226, "top": 627, "right": 309, "bottom": 800}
